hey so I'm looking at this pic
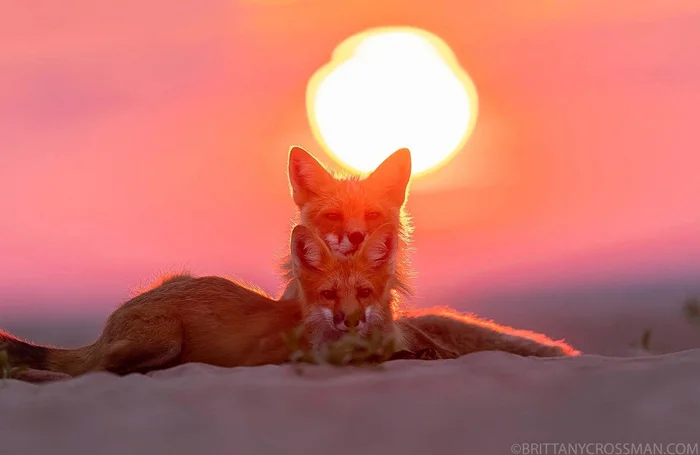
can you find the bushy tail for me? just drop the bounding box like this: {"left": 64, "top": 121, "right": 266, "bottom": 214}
{"left": 0, "top": 330, "right": 52, "bottom": 370}
{"left": 0, "top": 329, "right": 96, "bottom": 376}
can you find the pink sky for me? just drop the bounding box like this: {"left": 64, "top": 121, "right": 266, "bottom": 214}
{"left": 1, "top": 0, "right": 700, "bottom": 316}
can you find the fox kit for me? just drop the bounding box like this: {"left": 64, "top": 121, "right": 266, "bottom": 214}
{"left": 278, "top": 146, "right": 414, "bottom": 303}
{"left": 1, "top": 224, "right": 435, "bottom": 379}
{"left": 398, "top": 308, "right": 580, "bottom": 358}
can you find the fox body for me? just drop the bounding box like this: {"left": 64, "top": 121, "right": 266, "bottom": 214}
{"left": 278, "top": 146, "right": 414, "bottom": 302}
{"left": 1, "top": 224, "right": 420, "bottom": 379}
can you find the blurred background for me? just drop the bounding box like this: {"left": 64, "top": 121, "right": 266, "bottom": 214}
{"left": 1, "top": 0, "right": 699, "bottom": 356}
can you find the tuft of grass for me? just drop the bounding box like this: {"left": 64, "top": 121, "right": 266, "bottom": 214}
{"left": 636, "top": 297, "right": 700, "bottom": 353}
{"left": 684, "top": 297, "right": 700, "bottom": 328}
{"left": 640, "top": 328, "right": 653, "bottom": 351}
{"left": 0, "top": 343, "right": 27, "bottom": 380}
{"left": 284, "top": 325, "right": 399, "bottom": 372}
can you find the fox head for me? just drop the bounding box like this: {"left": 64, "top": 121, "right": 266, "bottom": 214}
{"left": 287, "top": 146, "right": 411, "bottom": 258}
{"left": 290, "top": 223, "right": 398, "bottom": 345}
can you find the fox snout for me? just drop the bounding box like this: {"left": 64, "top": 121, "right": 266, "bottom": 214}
{"left": 347, "top": 231, "right": 365, "bottom": 245}
{"left": 330, "top": 230, "right": 367, "bottom": 256}
{"left": 332, "top": 307, "right": 366, "bottom": 332}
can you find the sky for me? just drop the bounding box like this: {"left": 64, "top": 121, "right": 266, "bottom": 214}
{"left": 1, "top": 0, "right": 700, "bottom": 319}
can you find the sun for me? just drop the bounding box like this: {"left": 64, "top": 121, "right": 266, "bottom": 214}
{"left": 306, "top": 27, "right": 479, "bottom": 177}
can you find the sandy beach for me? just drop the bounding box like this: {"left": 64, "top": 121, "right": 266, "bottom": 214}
{"left": 2, "top": 348, "right": 699, "bottom": 455}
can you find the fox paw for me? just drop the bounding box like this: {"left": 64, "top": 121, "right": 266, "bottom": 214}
{"left": 388, "top": 349, "right": 420, "bottom": 360}
{"left": 389, "top": 348, "right": 444, "bottom": 361}
{"left": 414, "top": 348, "right": 443, "bottom": 360}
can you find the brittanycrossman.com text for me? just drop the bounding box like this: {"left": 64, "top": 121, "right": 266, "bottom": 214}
{"left": 510, "top": 443, "right": 699, "bottom": 455}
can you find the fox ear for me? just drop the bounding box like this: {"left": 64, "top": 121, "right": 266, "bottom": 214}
{"left": 366, "top": 148, "right": 412, "bottom": 207}
{"left": 287, "top": 146, "right": 333, "bottom": 207}
{"left": 359, "top": 223, "right": 397, "bottom": 271}
{"left": 290, "top": 225, "right": 332, "bottom": 275}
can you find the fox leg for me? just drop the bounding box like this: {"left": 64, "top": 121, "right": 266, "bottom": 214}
{"left": 99, "top": 319, "right": 184, "bottom": 375}
{"left": 396, "top": 321, "right": 459, "bottom": 360}
{"left": 100, "top": 340, "right": 182, "bottom": 375}
{"left": 446, "top": 317, "right": 580, "bottom": 357}
{"left": 478, "top": 331, "right": 581, "bottom": 357}
{"left": 402, "top": 313, "right": 580, "bottom": 358}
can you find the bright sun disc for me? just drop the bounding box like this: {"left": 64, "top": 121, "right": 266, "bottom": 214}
{"left": 306, "top": 27, "right": 479, "bottom": 176}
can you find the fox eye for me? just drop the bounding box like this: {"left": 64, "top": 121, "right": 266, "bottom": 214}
{"left": 357, "top": 288, "right": 372, "bottom": 298}
{"left": 365, "top": 212, "right": 380, "bottom": 220}
{"left": 321, "top": 290, "right": 338, "bottom": 300}
{"left": 325, "top": 212, "right": 342, "bottom": 221}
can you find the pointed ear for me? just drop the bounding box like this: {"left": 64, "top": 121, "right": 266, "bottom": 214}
{"left": 358, "top": 223, "right": 397, "bottom": 271}
{"left": 287, "top": 146, "right": 333, "bottom": 207}
{"left": 290, "top": 225, "right": 332, "bottom": 275}
{"left": 366, "top": 148, "right": 412, "bottom": 207}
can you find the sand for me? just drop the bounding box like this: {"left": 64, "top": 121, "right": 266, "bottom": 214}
{"left": 1, "top": 349, "right": 699, "bottom": 455}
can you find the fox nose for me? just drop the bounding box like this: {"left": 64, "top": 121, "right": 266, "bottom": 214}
{"left": 333, "top": 309, "right": 366, "bottom": 330}
{"left": 333, "top": 311, "right": 345, "bottom": 326}
{"left": 348, "top": 231, "right": 365, "bottom": 245}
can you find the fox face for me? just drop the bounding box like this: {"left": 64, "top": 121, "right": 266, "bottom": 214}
{"left": 290, "top": 223, "right": 398, "bottom": 345}
{"left": 287, "top": 146, "right": 411, "bottom": 258}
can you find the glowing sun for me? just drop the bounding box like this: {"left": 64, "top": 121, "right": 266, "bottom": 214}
{"left": 306, "top": 27, "right": 479, "bottom": 176}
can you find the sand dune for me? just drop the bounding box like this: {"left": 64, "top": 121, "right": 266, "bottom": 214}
{"left": 2, "top": 349, "right": 699, "bottom": 455}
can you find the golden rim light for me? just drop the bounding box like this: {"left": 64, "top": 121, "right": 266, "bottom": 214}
{"left": 306, "top": 27, "right": 479, "bottom": 177}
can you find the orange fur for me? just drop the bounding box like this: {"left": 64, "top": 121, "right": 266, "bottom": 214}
{"left": 0, "top": 225, "right": 418, "bottom": 378}
{"left": 277, "top": 146, "right": 414, "bottom": 307}
{"left": 398, "top": 307, "right": 581, "bottom": 358}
